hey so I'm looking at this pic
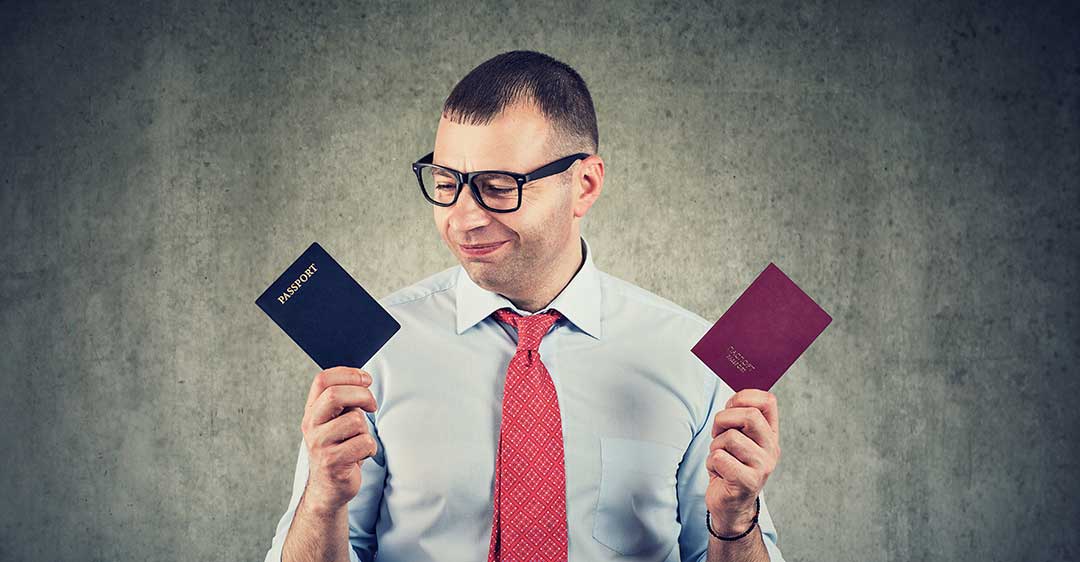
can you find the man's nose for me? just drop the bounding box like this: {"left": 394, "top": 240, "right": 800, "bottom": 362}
{"left": 446, "top": 183, "right": 491, "bottom": 231}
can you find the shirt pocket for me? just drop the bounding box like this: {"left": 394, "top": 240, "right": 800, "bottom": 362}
{"left": 592, "top": 437, "right": 683, "bottom": 556}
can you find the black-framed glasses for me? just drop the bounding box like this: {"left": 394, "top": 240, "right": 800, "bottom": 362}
{"left": 411, "top": 151, "right": 591, "bottom": 213}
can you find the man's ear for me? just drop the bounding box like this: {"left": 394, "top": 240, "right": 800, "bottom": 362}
{"left": 572, "top": 155, "right": 604, "bottom": 219}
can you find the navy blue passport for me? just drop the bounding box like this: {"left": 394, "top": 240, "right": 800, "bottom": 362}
{"left": 255, "top": 242, "right": 400, "bottom": 370}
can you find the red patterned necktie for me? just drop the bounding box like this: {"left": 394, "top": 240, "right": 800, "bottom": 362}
{"left": 486, "top": 307, "right": 569, "bottom": 562}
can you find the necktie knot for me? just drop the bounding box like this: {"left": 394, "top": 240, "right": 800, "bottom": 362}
{"left": 492, "top": 307, "right": 562, "bottom": 352}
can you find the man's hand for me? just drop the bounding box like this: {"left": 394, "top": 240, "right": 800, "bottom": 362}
{"left": 300, "top": 366, "right": 380, "bottom": 515}
{"left": 705, "top": 388, "right": 781, "bottom": 535}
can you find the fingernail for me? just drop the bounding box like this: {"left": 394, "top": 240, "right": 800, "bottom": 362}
{"left": 362, "top": 373, "right": 372, "bottom": 384}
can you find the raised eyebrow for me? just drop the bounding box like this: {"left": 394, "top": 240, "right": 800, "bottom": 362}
{"left": 434, "top": 162, "right": 523, "bottom": 176}
{"left": 431, "top": 167, "right": 457, "bottom": 177}
{"left": 471, "top": 166, "right": 526, "bottom": 176}
{"left": 428, "top": 157, "right": 459, "bottom": 172}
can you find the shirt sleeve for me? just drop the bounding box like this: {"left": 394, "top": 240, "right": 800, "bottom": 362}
{"left": 675, "top": 371, "right": 786, "bottom": 562}
{"left": 262, "top": 411, "right": 388, "bottom": 562}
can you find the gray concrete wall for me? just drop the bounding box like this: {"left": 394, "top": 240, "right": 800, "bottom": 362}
{"left": 2, "top": 1, "right": 1077, "bottom": 560}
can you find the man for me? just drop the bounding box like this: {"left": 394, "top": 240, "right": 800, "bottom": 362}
{"left": 264, "top": 50, "right": 786, "bottom": 562}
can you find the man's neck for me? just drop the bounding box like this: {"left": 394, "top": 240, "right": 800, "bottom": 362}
{"left": 506, "top": 238, "right": 585, "bottom": 313}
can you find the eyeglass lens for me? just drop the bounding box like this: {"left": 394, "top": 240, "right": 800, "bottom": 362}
{"left": 419, "top": 167, "right": 520, "bottom": 210}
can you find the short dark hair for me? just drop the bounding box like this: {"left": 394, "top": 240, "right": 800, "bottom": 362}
{"left": 442, "top": 50, "right": 599, "bottom": 158}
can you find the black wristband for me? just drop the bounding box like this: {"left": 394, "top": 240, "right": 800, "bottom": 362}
{"left": 706, "top": 496, "right": 760, "bottom": 541}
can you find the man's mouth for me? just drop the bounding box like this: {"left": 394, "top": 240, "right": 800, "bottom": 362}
{"left": 461, "top": 241, "right": 504, "bottom": 249}
{"left": 459, "top": 240, "right": 507, "bottom": 256}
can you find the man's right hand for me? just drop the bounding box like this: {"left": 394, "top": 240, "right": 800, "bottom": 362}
{"left": 300, "top": 366, "right": 380, "bottom": 514}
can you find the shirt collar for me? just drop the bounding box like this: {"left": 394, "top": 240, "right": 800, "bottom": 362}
{"left": 455, "top": 236, "right": 603, "bottom": 339}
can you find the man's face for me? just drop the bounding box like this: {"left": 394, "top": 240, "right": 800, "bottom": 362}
{"left": 431, "top": 102, "right": 579, "bottom": 298}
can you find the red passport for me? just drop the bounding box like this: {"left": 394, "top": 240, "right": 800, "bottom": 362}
{"left": 691, "top": 263, "right": 831, "bottom": 392}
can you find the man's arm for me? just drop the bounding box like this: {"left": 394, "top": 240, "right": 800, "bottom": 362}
{"left": 675, "top": 372, "right": 785, "bottom": 562}
{"left": 263, "top": 423, "right": 388, "bottom": 562}
{"left": 265, "top": 420, "right": 388, "bottom": 562}
{"left": 284, "top": 491, "right": 353, "bottom": 562}
{"left": 272, "top": 440, "right": 354, "bottom": 562}
{"left": 707, "top": 530, "right": 768, "bottom": 562}
{"left": 704, "top": 495, "right": 780, "bottom": 562}
{"left": 264, "top": 368, "right": 387, "bottom": 562}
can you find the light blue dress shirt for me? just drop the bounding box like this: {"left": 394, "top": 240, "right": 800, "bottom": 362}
{"left": 264, "top": 237, "right": 785, "bottom": 562}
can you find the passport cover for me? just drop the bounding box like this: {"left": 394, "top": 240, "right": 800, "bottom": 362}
{"left": 691, "top": 262, "right": 831, "bottom": 392}
{"left": 255, "top": 242, "right": 400, "bottom": 370}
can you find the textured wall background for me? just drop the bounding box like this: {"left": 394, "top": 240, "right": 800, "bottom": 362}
{"left": 2, "top": 1, "right": 1077, "bottom": 561}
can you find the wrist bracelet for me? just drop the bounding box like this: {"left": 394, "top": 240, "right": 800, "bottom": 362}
{"left": 706, "top": 496, "right": 760, "bottom": 541}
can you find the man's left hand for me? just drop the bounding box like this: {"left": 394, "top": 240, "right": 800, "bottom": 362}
{"left": 705, "top": 388, "right": 781, "bottom": 535}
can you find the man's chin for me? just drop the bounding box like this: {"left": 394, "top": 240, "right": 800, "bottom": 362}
{"left": 461, "top": 261, "right": 493, "bottom": 285}
{"left": 461, "top": 262, "right": 510, "bottom": 293}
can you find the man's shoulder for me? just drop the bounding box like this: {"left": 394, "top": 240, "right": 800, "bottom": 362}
{"left": 595, "top": 268, "right": 722, "bottom": 397}
{"left": 378, "top": 265, "right": 460, "bottom": 310}
{"left": 597, "top": 268, "right": 712, "bottom": 333}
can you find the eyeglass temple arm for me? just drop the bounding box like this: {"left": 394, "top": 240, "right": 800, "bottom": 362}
{"left": 523, "top": 153, "right": 591, "bottom": 182}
